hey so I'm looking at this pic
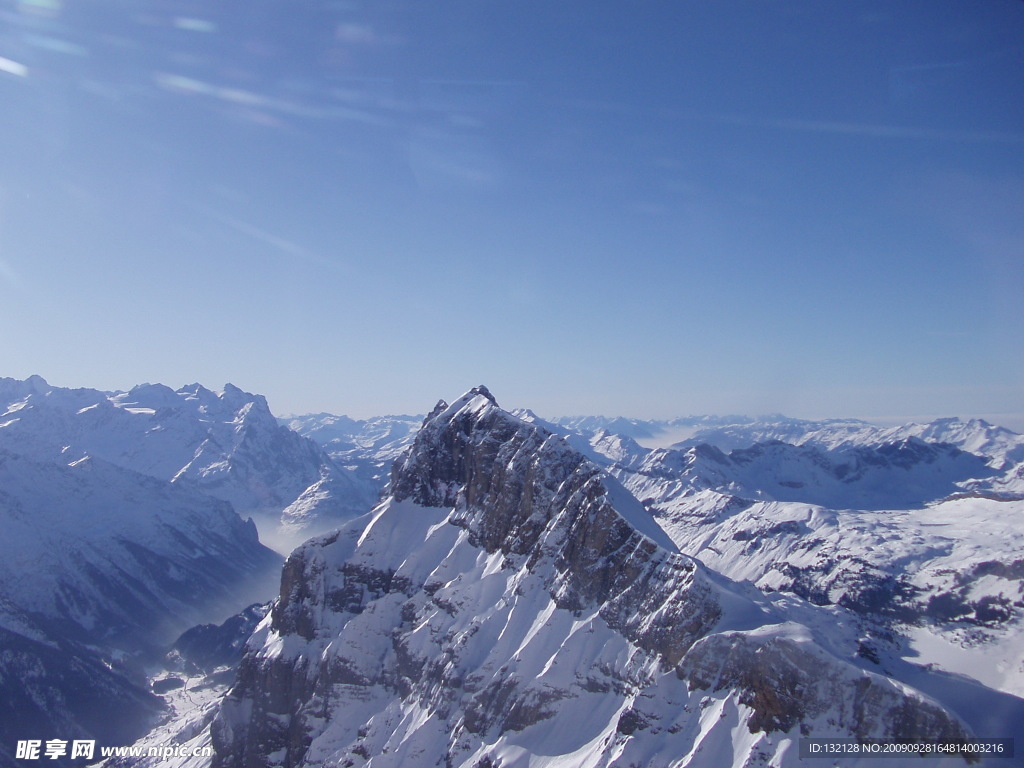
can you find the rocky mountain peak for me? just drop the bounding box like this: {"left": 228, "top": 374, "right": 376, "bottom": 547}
{"left": 466, "top": 383, "right": 497, "bottom": 403}
{"left": 25, "top": 374, "right": 51, "bottom": 394}
{"left": 221, "top": 382, "right": 272, "bottom": 415}
{"left": 391, "top": 386, "right": 520, "bottom": 506}
{"left": 422, "top": 398, "right": 450, "bottom": 425}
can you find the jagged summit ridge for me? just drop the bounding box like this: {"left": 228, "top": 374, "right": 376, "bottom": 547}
{"left": 467, "top": 384, "right": 497, "bottom": 404}
{"left": 391, "top": 386, "right": 678, "bottom": 553}
{"left": 213, "top": 388, "right": 974, "bottom": 768}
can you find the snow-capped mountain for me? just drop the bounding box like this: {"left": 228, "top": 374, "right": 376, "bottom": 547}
{"left": 209, "top": 388, "right": 1005, "bottom": 768}
{"left": 619, "top": 438, "right": 998, "bottom": 511}
{"left": 547, "top": 414, "right": 757, "bottom": 449}
{"left": 593, "top": 421, "right": 1024, "bottom": 705}
{"left": 546, "top": 412, "right": 1024, "bottom": 476}
{"left": 0, "top": 376, "right": 378, "bottom": 547}
{"left": 0, "top": 446, "right": 282, "bottom": 768}
{"left": 279, "top": 404, "right": 1024, "bottom": 709}
{"left": 0, "top": 449, "right": 279, "bottom": 652}
{"left": 0, "top": 375, "right": 361, "bottom": 767}
{"left": 5, "top": 380, "right": 1012, "bottom": 768}
{"left": 281, "top": 412, "right": 423, "bottom": 491}
{"left": 665, "top": 415, "right": 1024, "bottom": 471}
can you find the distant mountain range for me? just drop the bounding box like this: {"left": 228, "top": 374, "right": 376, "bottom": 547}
{"left": 0, "top": 376, "right": 381, "bottom": 548}
{"left": 0, "top": 376, "right": 376, "bottom": 766}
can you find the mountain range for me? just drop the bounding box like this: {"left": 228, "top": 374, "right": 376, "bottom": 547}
{"left": 212, "top": 388, "right": 1022, "bottom": 767}
{"left": 1, "top": 376, "right": 1022, "bottom": 767}
{"left": 0, "top": 376, "right": 375, "bottom": 766}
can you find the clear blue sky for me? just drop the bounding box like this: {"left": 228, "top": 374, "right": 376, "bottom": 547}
{"left": 1, "top": 0, "right": 1022, "bottom": 426}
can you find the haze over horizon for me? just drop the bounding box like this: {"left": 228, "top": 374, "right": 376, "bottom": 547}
{"left": 8, "top": 372, "right": 1024, "bottom": 434}
{"left": 1, "top": 1, "right": 1021, "bottom": 428}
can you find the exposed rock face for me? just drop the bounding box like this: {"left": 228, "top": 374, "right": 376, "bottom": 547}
{"left": 211, "top": 389, "right": 977, "bottom": 768}
{"left": 678, "top": 630, "right": 965, "bottom": 741}
{"left": 387, "top": 387, "right": 715, "bottom": 664}
{"left": 171, "top": 603, "right": 272, "bottom": 676}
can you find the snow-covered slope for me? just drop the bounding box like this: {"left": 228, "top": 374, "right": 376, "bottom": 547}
{"left": 548, "top": 414, "right": 754, "bottom": 449}
{"left": 210, "top": 389, "right": 998, "bottom": 768}
{"left": 0, "top": 376, "right": 378, "bottom": 547}
{"left": 597, "top": 422, "right": 1024, "bottom": 705}
{"left": 666, "top": 415, "right": 1024, "bottom": 473}
{"left": 654, "top": 493, "right": 1024, "bottom": 693}
{"left": 622, "top": 438, "right": 998, "bottom": 511}
{"left": 0, "top": 448, "right": 280, "bottom": 652}
{"left": 550, "top": 412, "right": 1024, "bottom": 483}
{"left": 0, "top": 446, "right": 283, "bottom": 768}
{"left": 0, "top": 376, "right": 335, "bottom": 766}
{"left": 281, "top": 411, "right": 422, "bottom": 492}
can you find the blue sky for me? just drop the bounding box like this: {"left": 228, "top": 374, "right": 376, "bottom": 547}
{"left": 1, "top": 0, "right": 1022, "bottom": 425}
